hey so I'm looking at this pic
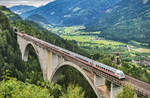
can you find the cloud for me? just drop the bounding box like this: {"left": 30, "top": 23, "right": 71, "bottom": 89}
{"left": 0, "top": 0, "right": 54, "bottom": 7}
{"left": 20, "top": 1, "right": 29, "bottom": 3}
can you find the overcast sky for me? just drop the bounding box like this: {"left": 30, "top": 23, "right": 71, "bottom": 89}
{"left": 0, "top": 0, "right": 54, "bottom": 7}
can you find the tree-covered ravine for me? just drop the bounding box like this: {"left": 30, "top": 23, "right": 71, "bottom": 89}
{"left": 0, "top": 5, "right": 148, "bottom": 98}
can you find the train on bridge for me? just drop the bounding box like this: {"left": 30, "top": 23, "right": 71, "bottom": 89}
{"left": 16, "top": 31, "right": 126, "bottom": 80}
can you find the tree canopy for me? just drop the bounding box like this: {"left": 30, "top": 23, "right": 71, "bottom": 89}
{"left": 116, "top": 85, "right": 137, "bottom": 98}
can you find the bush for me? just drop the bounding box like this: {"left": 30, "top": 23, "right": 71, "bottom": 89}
{"left": 0, "top": 78, "right": 53, "bottom": 98}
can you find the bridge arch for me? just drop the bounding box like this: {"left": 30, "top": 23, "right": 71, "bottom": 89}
{"left": 50, "top": 61, "right": 102, "bottom": 97}
{"left": 22, "top": 42, "right": 47, "bottom": 79}
{"left": 23, "top": 42, "right": 39, "bottom": 61}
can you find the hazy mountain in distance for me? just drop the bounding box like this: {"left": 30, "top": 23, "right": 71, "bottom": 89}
{"left": 27, "top": 14, "right": 50, "bottom": 24}
{"left": 20, "top": 0, "right": 120, "bottom": 26}
{"left": 10, "top": 5, "right": 36, "bottom": 14}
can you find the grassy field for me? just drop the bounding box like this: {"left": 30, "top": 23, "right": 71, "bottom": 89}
{"left": 134, "top": 48, "right": 150, "bottom": 53}
{"left": 62, "top": 35, "right": 94, "bottom": 42}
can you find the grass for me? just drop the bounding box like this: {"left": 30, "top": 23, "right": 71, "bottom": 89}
{"left": 62, "top": 35, "right": 94, "bottom": 42}
{"left": 52, "top": 26, "right": 101, "bottom": 35}
{"left": 134, "top": 48, "right": 150, "bottom": 53}
{"left": 92, "top": 40, "right": 125, "bottom": 45}
{"left": 63, "top": 35, "right": 125, "bottom": 45}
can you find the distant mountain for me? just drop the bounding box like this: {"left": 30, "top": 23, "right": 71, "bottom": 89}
{"left": 86, "top": 0, "right": 150, "bottom": 45}
{"left": 10, "top": 5, "right": 36, "bottom": 14}
{"left": 21, "top": 0, "right": 120, "bottom": 26}
{"left": 27, "top": 14, "right": 50, "bottom": 24}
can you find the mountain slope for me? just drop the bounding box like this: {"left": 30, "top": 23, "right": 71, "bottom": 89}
{"left": 21, "top": 0, "right": 120, "bottom": 26}
{"left": 10, "top": 5, "right": 36, "bottom": 14}
{"left": 86, "top": 0, "right": 150, "bottom": 45}
{"left": 27, "top": 14, "right": 50, "bottom": 24}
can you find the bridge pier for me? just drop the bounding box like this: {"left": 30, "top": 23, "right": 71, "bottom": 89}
{"left": 94, "top": 74, "right": 105, "bottom": 86}
{"left": 110, "top": 83, "right": 122, "bottom": 98}
{"left": 37, "top": 50, "right": 64, "bottom": 81}
{"left": 22, "top": 46, "right": 29, "bottom": 61}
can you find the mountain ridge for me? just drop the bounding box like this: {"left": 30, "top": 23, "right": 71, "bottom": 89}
{"left": 10, "top": 5, "right": 36, "bottom": 14}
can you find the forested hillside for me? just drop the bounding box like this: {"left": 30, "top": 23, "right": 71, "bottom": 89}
{"left": 0, "top": 6, "right": 96, "bottom": 98}
{"left": 86, "top": 0, "right": 150, "bottom": 46}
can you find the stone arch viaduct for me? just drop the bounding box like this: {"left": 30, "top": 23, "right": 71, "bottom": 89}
{"left": 16, "top": 32, "right": 150, "bottom": 98}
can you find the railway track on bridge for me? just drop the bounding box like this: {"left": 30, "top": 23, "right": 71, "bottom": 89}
{"left": 123, "top": 75, "right": 150, "bottom": 97}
